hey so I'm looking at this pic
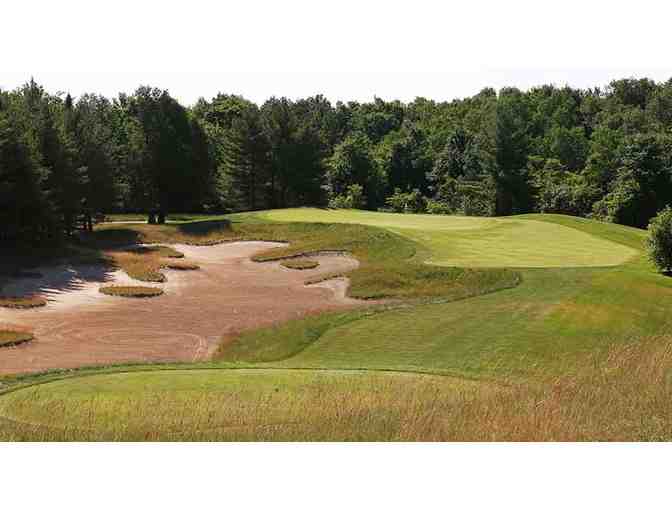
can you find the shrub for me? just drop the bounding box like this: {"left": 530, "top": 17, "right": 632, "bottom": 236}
{"left": 0, "top": 330, "right": 34, "bottom": 347}
{"left": 329, "top": 184, "right": 365, "bottom": 209}
{"left": 280, "top": 259, "right": 320, "bottom": 270}
{"left": 425, "top": 199, "right": 453, "bottom": 215}
{"left": 99, "top": 286, "right": 164, "bottom": 298}
{"left": 385, "top": 188, "right": 426, "bottom": 213}
{"left": 646, "top": 206, "right": 672, "bottom": 273}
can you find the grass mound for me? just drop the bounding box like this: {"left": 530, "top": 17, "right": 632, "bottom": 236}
{"left": 0, "top": 296, "right": 47, "bottom": 309}
{"left": 280, "top": 258, "right": 319, "bottom": 270}
{"left": 162, "top": 261, "right": 200, "bottom": 271}
{"left": 99, "top": 286, "right": 163, "bottom": 298}
{"left": 0, "top": 330, "right": 34, "bottom": 348}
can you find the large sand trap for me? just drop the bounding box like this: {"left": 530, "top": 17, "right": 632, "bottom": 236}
{"left": 0, "top": 242, "right": 364, "bottom": 375}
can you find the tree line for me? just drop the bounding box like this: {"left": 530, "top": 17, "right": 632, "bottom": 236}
{"left": 2, "top": 77, "right": 672, "bottom": 244}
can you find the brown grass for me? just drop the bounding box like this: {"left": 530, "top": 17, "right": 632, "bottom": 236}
{"left": 99, "top": 286, "right": 164, "bottom": 298}
{"left": 3, "top": 337, "right": 672, "bottom": 441}
{"left": 0, "top": 330, "right": 34, "bottom": 348}
{"left": 280, "top": 259, "right": 319, "bottom": 270}
{"left": 161, "top": 261, "right": 200, "bottom": 271}
{"left": 106, "top": 246, "right": 185, "bottom": 282}
{"left": 0, "top": 296, "right": 47, "bottom": 309}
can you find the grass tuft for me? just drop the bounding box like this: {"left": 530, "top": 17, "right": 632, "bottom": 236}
{"left": 0, "top": 296, "right": 47, "bottom": 309}
{"left": 99, "top": 286, "right": 164, "bottom": 298}
{"left": 162, "top": 261, "right": 200, "bottom": 271}
{"left": 280, "top": 259, "right": 319, "bottom": 270}
{"left": 0, "top": 330, "right": 34, "bottom": 348}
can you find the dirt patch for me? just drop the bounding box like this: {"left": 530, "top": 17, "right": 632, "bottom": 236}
{"left": 0, "top": 242, "right": 366, "bottom": 375}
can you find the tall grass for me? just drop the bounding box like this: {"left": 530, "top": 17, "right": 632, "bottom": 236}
{"left": 2, "top": 337, "right": 672, "bottom": 441}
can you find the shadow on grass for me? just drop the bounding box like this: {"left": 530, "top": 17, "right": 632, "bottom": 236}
{"left": 83, "top": 228, "right": 144, "bottom": 249}
{"left": 176, "top": 219, "right": 232, "bottom": 237}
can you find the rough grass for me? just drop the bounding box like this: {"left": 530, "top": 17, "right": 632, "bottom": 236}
{"left": 281, "top": 259, "right": 319, "bottom": 270}
{"left": 162, "top": 261, "right": 200, "bottom": 271}
{"left": 0, "top": 331, "right": 34, "bottom": 348}
{"left": 230, "top": 208, "right": 638, "bottom": 268}
{"left": 102, "top": 246, "right": 185, "bottom": 283}
{"left": 0, "top": 296, "right": 47, "bottom": 309}
{"left": 3, "top": 337, "right": 672, "bottom": 441}
{"left": 99, "top": 286, "right": 163, "bottom": 298}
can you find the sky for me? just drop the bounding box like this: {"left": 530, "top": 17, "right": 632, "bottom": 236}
{"left": 3, "top": 1, "right": 672, "bottom": 106}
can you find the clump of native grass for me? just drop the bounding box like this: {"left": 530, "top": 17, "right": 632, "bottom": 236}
{"left": 0, "top": 296, "right": 47, "bottom": 309}
{"left": 99, "top": 286, "right": 163, "bottom": 298}
{"left": 0, "top": 330, "right": 34, "bottom": 348}
{"left": 106, "top": 246, "right": 187, "bottom": 282}
{"left": 162, "top": 261, "right": 200, "bottom": 271}
{"left": 280, "top": 258, "right": 319, "bottom": 270}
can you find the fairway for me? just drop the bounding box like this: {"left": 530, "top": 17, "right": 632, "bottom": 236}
{"left": 232, "top": 208, "right": 638, "bottom": 267}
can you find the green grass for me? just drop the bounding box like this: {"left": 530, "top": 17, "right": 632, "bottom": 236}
{"left": 219, "top": 210, "right": 662, "bottom": 380}
{"left": 103, "top": 213, "right": 220, "bottom": 223}
{"left": 4, "top": 209, "right": 671, "bottom": 441}
{"left": 230, "top": 208, "right": 638, "bottom": 268}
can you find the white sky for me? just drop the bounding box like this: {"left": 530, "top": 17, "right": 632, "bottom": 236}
{"left": 3, "top": 1, "right": 672, "bottom": 105}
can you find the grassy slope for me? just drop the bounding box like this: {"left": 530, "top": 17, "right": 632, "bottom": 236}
{"left": 4, "top": 210, "right": 672, "bottom": 441}
{"left": 231, "top": 208, "right": 638, "bottom": 267}
{"left": 220, "top": 210, "right": 671, "bottom": 380}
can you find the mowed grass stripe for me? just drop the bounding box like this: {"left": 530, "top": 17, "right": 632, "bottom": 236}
{"left": 230, "top": 208, "right": 638, "bottom": 268}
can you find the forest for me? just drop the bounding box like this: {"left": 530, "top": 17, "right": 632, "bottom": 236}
{"left": 2, "top": 76, "right": 672, "bottom": 244}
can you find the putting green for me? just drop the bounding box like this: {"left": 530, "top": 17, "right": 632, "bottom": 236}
{"left": 233, "top": 208, "right": 638, "bottom": 268}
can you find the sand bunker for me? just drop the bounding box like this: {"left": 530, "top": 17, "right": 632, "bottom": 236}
{"left": 0, "top": 242, "right": 363, "bottom": 375}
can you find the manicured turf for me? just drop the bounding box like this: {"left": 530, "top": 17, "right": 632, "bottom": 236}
{"left": 230, "top": 208, "right": 638, "bottom": 267}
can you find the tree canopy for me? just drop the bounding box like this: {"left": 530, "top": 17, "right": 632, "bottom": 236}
{"left": 3, "top": 76, "right": 672, "bottom": 244}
